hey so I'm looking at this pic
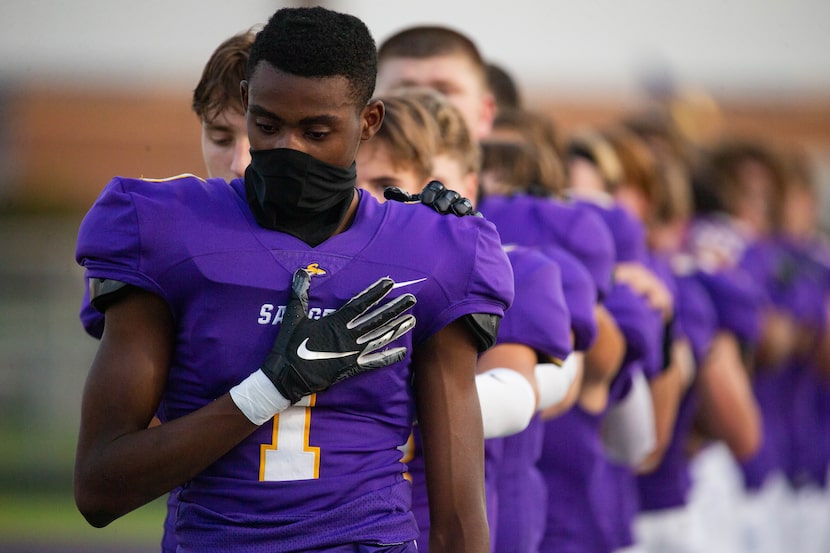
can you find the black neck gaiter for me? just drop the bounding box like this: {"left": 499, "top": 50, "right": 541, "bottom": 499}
{"left": 245, "top": 148, "right": 357, "bottom": 247}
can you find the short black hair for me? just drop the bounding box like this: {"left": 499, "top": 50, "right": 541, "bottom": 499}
{"left": 247, "top": 6, "right": 377, "bottom": 106}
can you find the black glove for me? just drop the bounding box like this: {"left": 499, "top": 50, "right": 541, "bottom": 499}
{"left": 384, "top": 180, "right": 481, "bottom": 217}
{"left": 262, "top": 269, "right": 417, "bottom": 403}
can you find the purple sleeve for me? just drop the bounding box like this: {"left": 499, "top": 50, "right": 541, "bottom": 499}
{"left": 694, "top": 268, "right": 763, "bottom": 346}
{"left": 565, "top": 205, "right": 617, "bottom": 300}
{"left": 499, "top": 247, "right": 572, "bottom": 361}
{"left": 406, "top": 211, "right": 515, "bottom": 344}
{"left": 604, "top": 282, "right": 664, "bottom": 379}
{"left": 79, "top": 281, "right": 104, "bottom": 339}
{"left": 674, "top": 274, "right": 718, "bottom": 365}
{"left": 575, "top": 200, "right": 647, "bottom": 264}
{"left": 764, "top": 241, "right": 826, "bottom": 327}
{"left": 540, "top": 245, "right": 598, "bottom": 351}
{"left": 76, "top": 176, "right": 170, "bottom": 299}
{"left": 797, "top": 244, "right": 830, "bottom": 330}
{"left": 612, "top": 207, "right": 648, "bottom": 263}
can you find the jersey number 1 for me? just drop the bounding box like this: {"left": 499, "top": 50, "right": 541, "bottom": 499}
{"left": 259, "top": 395, "right": 320, "bottom": 481}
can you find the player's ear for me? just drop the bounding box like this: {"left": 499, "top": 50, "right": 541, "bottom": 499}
{"left": 479, "top": 92, "right": 497, "bottom": 139}
{"left": 240, "top": 80, "right": 249, "bottom": 112}
{"left": 360, "top": 99, "right": 384, "bottom": 141}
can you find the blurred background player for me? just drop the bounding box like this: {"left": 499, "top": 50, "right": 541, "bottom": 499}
{"left": 355, "top": 94, "right": 438, "bottom": 202}
{"left": 562, "top": 126, "right": 677, "bottom": 553}
{"left": 476, "top": 81, "right": 675, "bottom": 553}
{"left": 609, "top": 111, "right": 759, "bottom": 553}
{"left": 377, "top": 25, "right": 497, "bottom": 142}
{"left": 360, "top": 87, "right": 578, "bottom": 553}
{"left": 485, "top": 61, "right": 523, "bottom": 112}
{"left": 377, "top": 31, "right": 628, "bottom": 551}
{"left": 687, "top": 137, "right": 827, "bottom": 553}
{"left": 477, "top": 109, "right": 627, "bottom": 553}
{"left": 377, "top": 33, "right": 629, "bottom": 549}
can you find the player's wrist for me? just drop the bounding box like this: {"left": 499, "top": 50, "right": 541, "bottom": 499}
{"left": 230, "top": 369, "right": 292, "bottom": 425}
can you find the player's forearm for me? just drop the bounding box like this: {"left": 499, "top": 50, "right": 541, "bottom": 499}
{"left": 583, "top": 305, "right": 624, "bottom": 384}
{"left": 425, "top": 419, "right": 490, "bottom": 553}
{"left": 74, "top": 394, "right": 257, "bottom": 527}
{"left": 695, "top": 332, "right": 761, "bottom": 461}
{"left": 414, "top": 321, "right": 490, "bottom": 553}
{"left": 423, "top": 405, "right": 490, "bottom": 553}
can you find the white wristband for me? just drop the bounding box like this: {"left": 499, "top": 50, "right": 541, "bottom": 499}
{"left": 534, "top": 353, "right": 580, "bottom": 411}
{"left": 476, "top": 367, "right": 537, "bottom": 439}
{"left": 230, "top": 369, "right": 292, "bottom": 426}
{"left": 602, "top": 370, "right": 656, "bottom": 465}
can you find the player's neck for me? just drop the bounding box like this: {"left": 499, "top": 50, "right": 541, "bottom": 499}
{"left": 331, "top": 189, "right": 359, "bottom": 237}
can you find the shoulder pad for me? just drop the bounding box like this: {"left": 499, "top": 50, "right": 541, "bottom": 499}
{"left": 462, "top": 313, "right": 502, "bottom": 352}
{"left": 89, "top": 278, "right": 134, "bottom": 312}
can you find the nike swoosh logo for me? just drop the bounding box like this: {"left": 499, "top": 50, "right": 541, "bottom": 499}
{"left": 391, "top": 278, "right": 427, "bottom": 289}
{"left": 297, "top": 338, "right": 359, "bottom": 361}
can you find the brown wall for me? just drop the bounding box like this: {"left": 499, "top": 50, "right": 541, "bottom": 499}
{"left": 4, "top": 83, "right": 830, "bottom": 213}
{"left": 3, "top": 84, "right": 203, "bottom": 212}
{"left": 531, "top": 93, "right": 830, "bottom": 156}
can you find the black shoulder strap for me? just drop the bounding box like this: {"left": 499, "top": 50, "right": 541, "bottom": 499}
{"left": 462, "top": 313, "right": 502, "bottom": 352}
{"left": 89, "top": 278, "right": 134, "bottom": 312}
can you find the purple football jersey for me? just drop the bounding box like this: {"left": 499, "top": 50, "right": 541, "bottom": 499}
{"left": 737, "top": 238, "right": 816, "bottom": 491}
{"left": 784, "top": 240, "right": 830, "bottom": 486}
{"left": 604, "top": 282, "right": 663, "bottom": 396}
{"left": 406, "top": 429, "right": 506, "bottom": 553}
{"left": 637, "top": 275, "right": 717, "bottom": 511}
{"left": 573, "top": 205, "right": 663, "bottom": 548}
{"left": 783, "top": 239, "right": 830, "bottom": 331}
{"left": 673, "top": 273, "right": 718, "bottom": 366}
{"left": 605, "top": 460, "right": 640, "bottom": 550}
{"left": 682, "top": 214, "right": 764, "bottom": 345}
{"left": 492, "top": 246, "right": 573, "bottom": 553}
{"left": 497, "top": 246, "right": 572, "bottom": 361}
{"left": 571, "top": 199, "right": 648, "bottom": 263}
{"left": 601, "top": 254, "right": 677, "bottom": 549}
{"left": 694, "top": 268, "right": 763, "bottom": 347}
{"left": 569, "top": 198, "right": 665, "bottom": 381}
{"left": 538, "top": 406, "right": 616, "bottom": 553}
{"left": 494, "top": 415, "right": 546, "bottom": 553}
{"left": 741, "top": 366, "right": 795, "bottom": 490}
{"left": 406, "top": 245, "right": 571, "bottom": 553}
{"left": 76, "top": 176, "right": 513, "bottom": 552}
{"left": 790, "top": 367, "right": 830, "bottom": 487}
{"left": 79, "top": 284, "right": 104, "bottom": 338}
{"left": 478, "top": 194, "right": 616, "bottom": 301}
{"left": 600, "top": 293, "right": 658, "bottom": 550}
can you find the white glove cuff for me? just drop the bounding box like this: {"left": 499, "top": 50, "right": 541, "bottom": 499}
{"left": 535, "top": 354, "right": 580, "bottom": 411}
{"left": 230, "top": 369, "right": 292, "bottom": 426}
{"left": 476, "top": 367, "right": 537, "bottom": 439}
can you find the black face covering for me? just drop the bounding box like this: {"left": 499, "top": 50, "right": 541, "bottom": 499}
{"left": 245, "top": 148, "right": 357, "bottom": 247}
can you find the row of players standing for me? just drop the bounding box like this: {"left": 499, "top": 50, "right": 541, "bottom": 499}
{"left": 365, "top": 23, "right": 830, "bottom": 553}
{"left": 73, "top": 7, "right": 830, "bottom": 553}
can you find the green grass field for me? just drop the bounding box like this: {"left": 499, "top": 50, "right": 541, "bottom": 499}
{"left": 0, "top": 419, "right": 165, "bottom": 550}
{"left": 0, "top": 491, "right": 165, "bottom": 548}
